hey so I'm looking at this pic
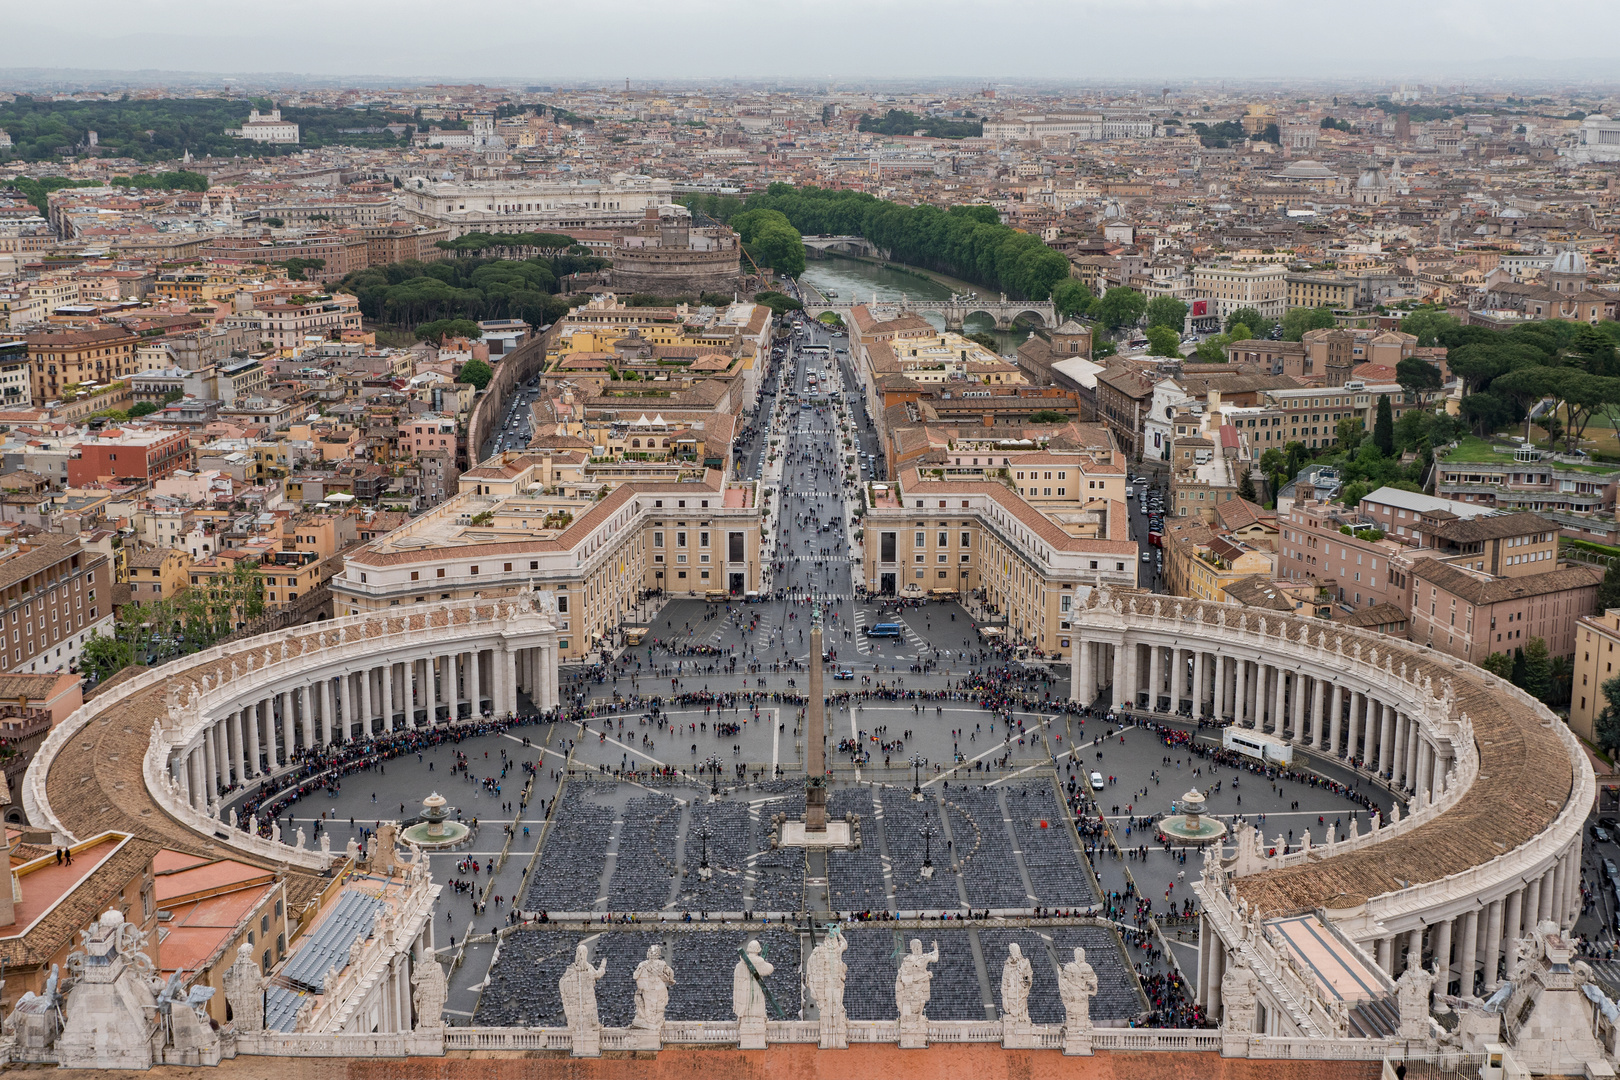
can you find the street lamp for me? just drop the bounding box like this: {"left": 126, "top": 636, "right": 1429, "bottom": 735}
{"left": 919, "top": 818, "right": 937, "bottom": 878}
{"left": 910, "top": 752, "right": 925, "bottom": 797}
{"left": 696, "top": 821, "right": 713, "bottom": 879}
{"left": 704, "top": 755, "right": 722, "bottom": 796}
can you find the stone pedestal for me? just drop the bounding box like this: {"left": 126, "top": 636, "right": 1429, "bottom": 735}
{"left": 625, "top": 1026, "right": 662, "bottom": 1051}
{"left": 1063, "top": 1027, "right": 1094, "bottom": 1056}
{"left": 899, "top": 1014, "right": 928, "bottom": 1049}
{"left": 818, "top": 1018, "right": 848, "bottom": 1050}
{"left": 779, "top": 820, "right": 853, "bottom": 848}
{"left": 738, "top": 1016, "right": 767, "bottom": 1050}
{"left": 570, "top": 1023, "right": 601, "bottom": 1057}
{"left": 1002, "top": 1019, "right": 1035, "bottom": 1049}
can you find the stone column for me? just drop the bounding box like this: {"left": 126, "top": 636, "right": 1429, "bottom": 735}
{"left": 1561, "top": 849, "right": 1580, "bottom": 928}
{"left": 1234, "top": 658, "right": 1248, "bottom": 725}
{"left": 1375, "top": 936, "right": 1393, "bottom": 973}
{"left": 202, "top": 724, "right": 218, "bottom": 804}
{"left": 544, "top": 643, "right": 559, "bottom": 712}
{"left": 1192, "top": 650, "right": 1207, "bottom": 717}
{"left": 1309, "top": 678, "right": 1326, "bottom": 746}
{"left": 1271, "top": 666, "right": 1286, "bottom": 734}
{"left": 1212, "top": 654, "right": 1226, "bottom": 720}
{"left": 1482, "top": 898, "right": 1504, "bottom": 988}
{"left": 1459, "top": 909, "right": 1480, "bottom": 997}
{"left": 245, "top": 701, "right": 260, "bottom": 777}
{"left": 1431, "top": 746, "right": 1447, "bottom": 796}
{"left": 1504, "top": 888, "right": 1524, "bottom": 945}
{"left": 471, "top": 648, "right": 484, "bottom": 718}
{"left": 1404, "top": 928, "right": 1423, "bottom": 974}
{"left": 1148, "top": 644, "right": 1163, "bottom": 712}
{"left": 1434, "top": 917, "right": 1454, "bottom": 997}
{"left": 382, "top": 662, "right": 396, "bottom": 733}
{"left": 1328, "top": 683, "right": 1344, "bottom": 757}
{"left": 278, "top": 692, "right": 292, "bottom": 765}
{"left": 1346, "top": 693, "right": 1362, "bottom": 764}
{"left": 1290, "top": 672, "right": 1307, "bottom": 742}
{"left": 175, "top": 751, "right": 190, "bottom": 806}
{"left": 1406, "top": 718, "right": 1422, "bottom": 792}
{"left": 1551, "top": 857, "right": 1567, "bottom": 929}
{"left": 1382, "top": 704, "right": 1398, "bottom": 777}
{"left": 1538, "top": 868, "right": 1556, "bottom": 924}
{"left": 319, "top": 678, "right": 334, "bottom": 745}
{"left": 1524, "top": 876, "right": 1542, "bottom": 933}
{"left": 339, "top": 672, "right": 354, "bottom": 743}
{"left": 361, "top": 666, "right": 376, "bottom": 740}
{"left": 1123, "top": 640, "right": 1140, "bottom": 710}
{"left": 498, "top": 644, "right": 517, "bottom": 716}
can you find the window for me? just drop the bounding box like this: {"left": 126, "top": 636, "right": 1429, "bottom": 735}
{"left": 437, "top": 568, "right": 445, "bottom": 578}
{"left": 915, "top": 532, "right": 925, "bottom": 548}
{"left": 556, "top": 595, "right": 568, "bottom": 613}
{"left": 880, "top": 533, "right": 896, "bottom": 561}
{"left": 729, "top": 532, "right": 745, "bottom": 562}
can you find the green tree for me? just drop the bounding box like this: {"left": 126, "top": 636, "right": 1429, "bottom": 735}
{"left": 128, "top": 401, "right": 160, "bottom": 418}
{"left": 1597, "top": 673, "right": 1620, "bottom": 758}
{"left": 414, "top": 319, "right": 483, "bottom": 345}
{"left": 1372, "top": 395, "right": 1395, "bottom": 456}
{"left": 1144, "top": 296, "right": 1189, "bottom": 332}
{"left": 80, "top": 630, "right": 135, "bottom": 684}
{"left": 731, "top": 208, "right": 807, "bottom": 278}
{"left": 278, "top": 257, "right": 327, "bottom": 282}
{"left": 1145, "top": 325, "right": 1182, "bottom": 357}
{"left": 1396, "top": 356, "right": 1443, "bottom": 398}
{"left": 1237, "top": 468, "right": 1257, "bottom": 502}
{"left": 1051, "top": 279, "right": 1094, "bottom": 320}
{"left": 1028, "top": 409, "right": 1070, "bottom": 423}
{"left": 458, "top": 358, "right": 493, "bottom": 390}
{"left": 1481, "top": 651, "right": 1515, "bottom": 681}
{"left": 752, "top": 291, "right": 804, "bottom": 316}
{"left": 1095, "top": 287, "right": 1147, "bottom": 330}
{"left": 1519, "top": 636, "right": 1553, "bottom": 702}
{"left": 1336, "top": 415, "right": 1366, "bottom": 453}
{"left": 1400, "top": 308, "right": 1462, "bottom": 348}
{"left": 1194, "top": 332, "right": 1233, "bottom": 362}
{"left": 1597, "top": 561, "right": 1620, "bottom": 614}
{"left": 1226, "top": 307, "right": 1269, "bottom": 336}
{"left": 1280, "top": 306, "right": 1337, "bottom": 341}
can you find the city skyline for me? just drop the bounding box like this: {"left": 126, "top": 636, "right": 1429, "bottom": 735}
{"left": 6, "top": 0, "right": 1620, "bottom": 85}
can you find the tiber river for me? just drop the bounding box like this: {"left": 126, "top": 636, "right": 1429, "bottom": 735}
{"left": 797, "top": 255, "right": 1035, "bottom": 354}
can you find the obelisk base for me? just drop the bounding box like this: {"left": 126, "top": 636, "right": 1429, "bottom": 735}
{"left": 779, "top": 821, "right": 854, "bottom": 848}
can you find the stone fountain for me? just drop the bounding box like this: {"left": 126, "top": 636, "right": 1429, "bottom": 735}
{"left": 400, "top": 792, "right": 471, "bottom": 849}
{"left": 1157, "top": 788, "right": 1227, "bottom": 846}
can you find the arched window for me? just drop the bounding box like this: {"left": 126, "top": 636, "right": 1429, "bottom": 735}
{"left": 663, "top": 438, "right": 671, "bottom": 448}
{"left": 632, "top": 439, "right": 641, "bottom": 448}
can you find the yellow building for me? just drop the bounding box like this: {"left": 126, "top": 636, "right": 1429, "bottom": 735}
{"left": 124, "top": 546, "right": 193, "bottom": 602}
{"left": 1284, "top": 275, "right": 1358, "bottom": 310}
{"left": 1571, "top": 607, "right": 1620, "bottom": 744}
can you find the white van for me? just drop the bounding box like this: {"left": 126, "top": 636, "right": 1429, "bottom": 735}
{"left": 1090, "top": 771, "right": 1105, "bottom": 791}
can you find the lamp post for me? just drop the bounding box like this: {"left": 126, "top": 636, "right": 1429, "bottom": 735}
{"left": 909, "top": 752, "right": 926, "bottom": 797}
{"left": 919, "top": 818, "right": 937, "bottom": 879}
{"left": 704, "top": 754, "right": 722, "bottom": 796}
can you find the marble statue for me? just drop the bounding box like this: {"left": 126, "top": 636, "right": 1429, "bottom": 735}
{"left": 57, "top": 909, "right": 161, "bottom": 1070}
{"left": 221, "top": 941, "right": 264, "bottom": 1033}
{"left": 1220, "top": 956, "right": 1259, "bottom": 1041}
{"left": 411, "top": 958, "right": 447, "bottom": 1029}
{"left": 1000, "top": 942, "right": 1033, "bottom": 1025}
{"left": 559, "top": 943, "right": 606, "bottom": 1057}
{"left": 1396, "top": 963, "right": 1436, "bottom": 1040}
{"left": 1060, "top": 947, "right": 1098, "bottom": 1055}
{"left": 630, "top": 944, "right": 675, "bottom": 1033}
{"left": 896, "top": 938, "right": 940, "bottom": 1047}
{"left": 733, "top": 939, "right": 774, "bottom": 1049}
{"left": 806, "top": 927, "right": 849, "bottom": 1049}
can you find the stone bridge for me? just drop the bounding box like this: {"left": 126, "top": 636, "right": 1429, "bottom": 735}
{"left": 801, "top": 234, "right": 881, "bottom": 257}
{"left": 804, "top": 293, "right": 1057, "bottom": 331}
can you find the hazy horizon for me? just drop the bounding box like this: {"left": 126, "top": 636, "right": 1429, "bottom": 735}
{"left": 4, "top": 0, "right": 1620, "bottom": 89}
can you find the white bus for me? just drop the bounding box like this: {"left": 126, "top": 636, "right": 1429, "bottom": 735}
{"left": 1223, "top": 728, "right": 1292, "bottom": 767}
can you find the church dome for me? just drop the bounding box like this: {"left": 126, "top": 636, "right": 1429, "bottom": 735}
{"left": 1356, "top": 167, "right": 1387, "bottom": 189}
{"left": 1551, "top": 249, "right": 1588, "bottom": 276}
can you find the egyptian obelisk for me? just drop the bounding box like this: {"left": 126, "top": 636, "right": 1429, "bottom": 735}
{"left": 805, "top": 600, "right": 827, "bottom": 832}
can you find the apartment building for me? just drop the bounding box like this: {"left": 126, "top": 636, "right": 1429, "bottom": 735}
{"left": 25, "top": 326, "right": 141, "bottom": 404}
{"left": 1191, "top": 263, "right": 1287, "bottom": 322}
{"left": 1570, "top": 607, "right": 1620, "bottom": 743}
{"left": 860, "top": 469, "right": 1137, "bottom": 660}
{"left": 333, "top": 462, "right": 764, "bottom": 659}
{"left": 228, "top": 293, "right": 364, "bottom": 353}
{"left": 1406, "top": 558, "right": 1599, "bottom": 664}
{"left": 0, "top": 533, "right": 114, "bottom": 673}
{"left": 1285, "top": 274, "right": 1358, "bottom": 310}
{"left": 67, "top": 428, "right": 190, "bottom": 487}
{"left": 1435, "top": 442, "right": 1620, "bottom": 514}
{"left": 1276, "top": 497, "right": 1409, "bottom": 610}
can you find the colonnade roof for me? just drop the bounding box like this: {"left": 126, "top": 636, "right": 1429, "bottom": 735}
{"left": 37, "top": 604, "right": 524, "bottom": 913}
{"left": 1086, "top": 591, "right": 1577, "bottom": 917}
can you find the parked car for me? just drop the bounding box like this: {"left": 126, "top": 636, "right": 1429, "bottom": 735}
{"left": 834, "top": 669, "right": 854, "bottom": 680}
{"left": 1090, "top": 771, "right": 1106, "bottom": 791}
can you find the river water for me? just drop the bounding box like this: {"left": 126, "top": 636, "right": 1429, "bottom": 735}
{"left": 798, "top": 256, "right": 1031, "bottom": 354}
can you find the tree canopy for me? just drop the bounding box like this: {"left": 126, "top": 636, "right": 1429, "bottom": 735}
{"left": 718, "top": 184, "right": 1071, "bottom": 301}
{"left": 1280, "top": 305, "right": 1337, "bottom": 341}
{"left": 1144, "top": 296, "right": 1189, "bottom": 332}
{"left": 340, "top": 255, "right": 595, "bottom": 330}
{"left": 857, "top": 109, "right": 982, "bottom": 139}
{"left": 1146, "top": 325, "right": 1182, "bottom": 357}
{"left": 457, "top": 358, "right": 493, "bottom": 390}
{"left": 731, "top": 208, "right": 806, "bottom": 278}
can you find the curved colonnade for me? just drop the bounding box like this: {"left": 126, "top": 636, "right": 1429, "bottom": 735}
{"left": 1071, "top": 589, "right": 1591, "bottom": 1035}
{"left": 23, "top": 598, "right": 560, "bottom": 882}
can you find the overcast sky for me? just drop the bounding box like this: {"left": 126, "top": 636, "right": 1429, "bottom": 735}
{"left": 7, "top": 0, "right": 1620, "bottom": 86}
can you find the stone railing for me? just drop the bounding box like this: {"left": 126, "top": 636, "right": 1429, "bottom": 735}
{"left": 231, "top": 1030, "right": 447, "bottom": 1058}
{"left": 443, "top": 1028, "right": 566, "bottom": 1052}
{"left": 1201, "top": 880, "right": 1337, "bottom": 1037}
